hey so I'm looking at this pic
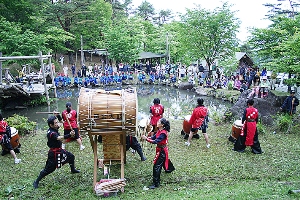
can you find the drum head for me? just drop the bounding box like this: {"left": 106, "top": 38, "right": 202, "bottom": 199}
{"left": 10, "top": 127, "right": 17, "bottom": 135}
{"left": 184, "top": 115, "right": 191, "bottom": 121}
{"left": 234, "top": 120, "right": 243, "bottom": 127}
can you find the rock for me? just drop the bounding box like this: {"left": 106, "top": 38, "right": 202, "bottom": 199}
{"left": 195, "top": 87, "right": 208, "bottom": 96}
{"left": 178, "top": 82, "right": 193, "bottom": 90}
{"left": 230, "top": 90, "right": 287, "bottom": 126}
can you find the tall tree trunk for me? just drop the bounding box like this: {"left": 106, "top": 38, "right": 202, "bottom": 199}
{"left": 64, "top": 11, "right": 74, "bottom": 65}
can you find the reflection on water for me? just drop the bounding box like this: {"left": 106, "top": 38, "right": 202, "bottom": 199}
{"left": 1, "top": 85, "right": 232, "bottom": 129}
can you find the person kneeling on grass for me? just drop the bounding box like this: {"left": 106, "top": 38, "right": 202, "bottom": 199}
{"left": 0, "top": 113, "right": 21, "bottom": 164}
{"left": 33, "top": 116, "right": 80, "bottom": 189}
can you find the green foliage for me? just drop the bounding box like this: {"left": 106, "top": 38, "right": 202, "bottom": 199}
{"left": 223, "top": 109, "right": 233, "bottom": 122}
{"left": 44, "top": 27, "right": 75, "bottom": 53}
{"left": 178, "top": 3, "right": 240, "bottom": 68}
{"left": 24, "top": 96, "right": 56, "bottom": 107}
{"left": 208, "top": 104, "right": 228, "bottom": 124}
{"left": 0, "top": 0, "right": 38, "bottom": 25}
{"left": 273, "top": 113, "right": 293, "bottom": 132}
{"left": 0, "top": 17, "right": 49, "bottom": 56}
{"left": 6, "top": 114, "right": 36, "bottom": 135}
{"left": 136, "top": 0, "right": 156, "bottom": 21}
{"left": 257, "top": 121, "right": 267, "bottom": 135}
{"left": 103, "top": 17, "right": 147, "bottom": 62}
{"left": 249, "top": 16, "right": 300, "bottom": 75}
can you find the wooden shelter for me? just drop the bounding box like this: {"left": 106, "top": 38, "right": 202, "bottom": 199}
{"left": 235, "top": 52, "right": 254, "bottom": 67}
{"left": 138, "top": 51, "right": 167, "bottom": 64}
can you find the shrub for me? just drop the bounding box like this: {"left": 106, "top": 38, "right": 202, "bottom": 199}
{"left": 257, "top": 121, "right": 267, "bottom": 135}
{"left": 272, "top": 113, "right": 293, "bottom": 133}
{"left": 6, "top": 114, "right": 37, "bottom": 135}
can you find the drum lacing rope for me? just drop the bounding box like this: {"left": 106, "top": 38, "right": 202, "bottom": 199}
{"left": 88, "top": 90, "right": 97, "bottom": 129}
{"left": 121, "top": 90, "right": 125, "bottom": 130}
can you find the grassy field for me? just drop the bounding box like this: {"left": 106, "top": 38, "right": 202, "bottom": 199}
{"left": 1, "top": 119, "right": 300, "bottom": 200}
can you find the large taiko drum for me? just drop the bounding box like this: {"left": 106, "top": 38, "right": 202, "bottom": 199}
{"left": 78, "top": 88, "right": 137, "bottom": 135}
{"left": 231, "top": 120, "right": 243, "bottom": 139}
{"left": 182, "top": 115, "right": 198, "bottom": 134}
{"left": 1, "top": 127, "right": 20, "bottom": 150}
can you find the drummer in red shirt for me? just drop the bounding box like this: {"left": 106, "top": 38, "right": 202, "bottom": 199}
{"left": 185, "top": 98, "right": 210, "bottom": 148}
{"left": 149, "top": 98, "right": 164, "bottom": 136}
{"left": 61, "top": 102, "right": 85, "bottom": 150}
{"left": 233, "top": 99, "right": 262, "bottom": 154}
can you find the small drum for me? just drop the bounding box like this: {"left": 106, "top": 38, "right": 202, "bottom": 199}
{"left": 1, "top": 127, "right": 20, "bottom": 150}
{"left": 182, "top": 115, "right": 198, "bottom": 134}
{"left": 231, "top": 120, "right": 243, "bottom": 140}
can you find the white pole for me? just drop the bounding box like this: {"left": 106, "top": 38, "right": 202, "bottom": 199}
{"left": 0, "top": 52, "right": 2, "bottom": 85}
{"left": 39, "top": 51, "right": 50, "bottom": 106}
{"left": 48, "top": 52, "right": 57, "bottom": 98}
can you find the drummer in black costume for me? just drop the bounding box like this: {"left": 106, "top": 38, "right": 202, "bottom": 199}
{"left": 33, "top": 116, "right": 80, "bottom": 189}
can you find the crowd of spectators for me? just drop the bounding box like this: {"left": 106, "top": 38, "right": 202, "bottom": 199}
{"left": 55, "top": 61, "right": 273, "bottom": 98}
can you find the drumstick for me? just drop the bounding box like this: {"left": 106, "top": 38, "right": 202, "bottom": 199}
{"left": 36, "top": 111, "right": 60, "bottom": 114}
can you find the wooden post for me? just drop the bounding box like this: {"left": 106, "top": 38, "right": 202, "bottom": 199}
{"left": 105, "top": 49, "right": 108, "bottom": 65}
{"left": 39, "top": 51, "right": 50, "bottom": 106}
{"left": 48, "top": 52, "right": 57, "bottom": 98}
{"left": 81, "top": 35, "right": 84, "bottom": 66}
{"left": 93, "top": 134, "right": 98, "bottom": 188}
{"left": 75, "top": 51, "right": 78, "bottom": 64}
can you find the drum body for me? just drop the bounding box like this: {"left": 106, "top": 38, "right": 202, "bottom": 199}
{"left": 231, "top": 120, "right": 243, "bottom": 139}
{"left": 182, "top": 115, "right": 198, "bottom": 134}
{"left": 1, "top": 127, "right": 20, "bottom": 150}
{"left": 78, "top": 88, "right": 137, "bottom": 135}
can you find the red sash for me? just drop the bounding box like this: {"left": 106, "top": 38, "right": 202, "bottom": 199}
{"left": 50, "top": 148, "right": 65, "bottom": 168}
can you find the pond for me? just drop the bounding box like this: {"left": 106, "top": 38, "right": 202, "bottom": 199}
{"left": 1, "top": 85, "right": 232, "bottom": 129}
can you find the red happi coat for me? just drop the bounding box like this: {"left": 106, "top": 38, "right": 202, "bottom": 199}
{"left": 241, "top": 106, "right": 258, "bottom": 146}
{"left": 62, "top": 110, "right": 78, "bottom": 129}
{"left": 147, "top": 129, "right": 170, "bottom": 170}
{"left": 0, "top": 120, "right": 8, "bottom": 142}
{"left": 0, "top": 120, "right": 8, "bottom": 133}
{"left": 150, "top": 104, "right": 164, "bottom": 126}
{"left": 189, "top": 106, "right": 208, "bottom": 128}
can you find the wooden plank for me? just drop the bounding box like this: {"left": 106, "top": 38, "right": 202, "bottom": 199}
{"left": 93, "top": 135, "right": 98, "bottom": 188}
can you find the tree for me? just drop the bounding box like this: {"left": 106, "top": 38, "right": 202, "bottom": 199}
{"left": 40, "top": 0, "right": 113, "bottom": 64}
{"left": 105, "top": 0, "right": 133, "bottom": 20}
{"left": 155, "top": 9, "right": 174, "bottom": 26}
{"left": 136, "top": 0, "right": 156, "bottom": 21}
{"left": 103, "top": 17, "right": 145, "bottom": 63}
{"left": 264, "top": 0, "right": 300, "bottom": 19}
{"left": 248, "top": 15, "right": 300, "bottom": 88}
{"left": 178, "top": 3, "right": 240, "bottom": 70}
{"left": 0, "top": 0, "right": 37, "bottom": 25}
{"left": 0, "top": 17, "right": 49, "bottom": 67}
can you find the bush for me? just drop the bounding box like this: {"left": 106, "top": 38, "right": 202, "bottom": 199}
{"left": 6, "top": 114, "right": 37, "bottom": 135}
{"left": 257, "top": 121, "right": 267, "bottom": 135}
{"left": 272, "top": 113, "right": 293, "bottom": 133}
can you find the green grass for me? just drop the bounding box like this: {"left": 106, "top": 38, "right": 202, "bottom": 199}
{"left": 1, "top": 121, "right": 300, "bottom": 199}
